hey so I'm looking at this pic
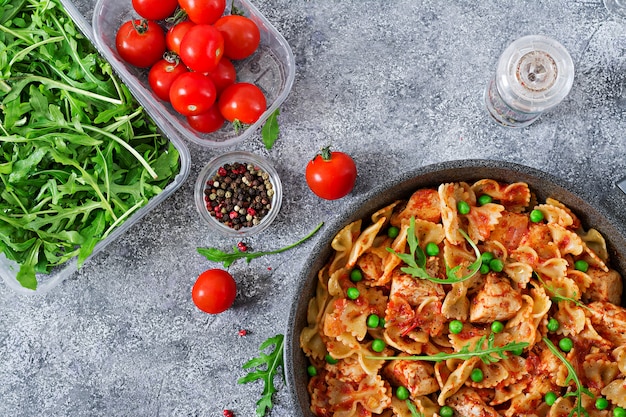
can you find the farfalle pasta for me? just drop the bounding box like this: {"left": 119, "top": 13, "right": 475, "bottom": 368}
{"left": 300, "top": 179, "right": 626, "bottom": 417}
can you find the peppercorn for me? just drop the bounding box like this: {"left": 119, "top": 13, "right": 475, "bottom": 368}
{"left": 204, "top": 162, "right": 274, "bottom": 230}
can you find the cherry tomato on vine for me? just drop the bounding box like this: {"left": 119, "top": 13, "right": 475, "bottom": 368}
{"left": 192, "top": 269, "right": 236, "bottom": 314}
{"left": 187, "top": 104, "right": 225, "bottom": 133}
{"left": 179, "top": 24, "right": 224, "bottom": 73}
{"left": 166, "top": 20, "right": 195, "bottom": 55}
{"left": 207, "top": 57, "right": 236, "bottom": 95}
{"left": 305, "top": 148, "right": 357, "bottom": 200}
{"left": 115, "top": 19, "right": 166, "bottom": 68}
{"left": 218, "top": 82, "right": 266, "bottom": 124}
{"left": 169, "top": 72, "right": 217, "bottom": 116}
{"left": 178, "top": 0, "right": 225, "bottom": 24}
{"left": 132, "top": 0, "right": 178, "bottom": 21}
{"left": 214, "top": 15, "right": 260, "bottom": 60}
{"left": 148, "top": 58, "right": 189, "bottom": 102}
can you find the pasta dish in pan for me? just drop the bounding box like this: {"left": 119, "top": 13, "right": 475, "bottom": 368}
{"left": 300, "top": 179, "right": 626, "bottom": 417}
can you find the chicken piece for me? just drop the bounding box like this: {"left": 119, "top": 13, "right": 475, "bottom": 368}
{"left": 587, "top": 301, "right": 626, "bottom": 345}
{"left": 447, "top": 387, "right": 501, "bottom": 417}
{"left": 382, "top": 359, "right": 439, "bottom": 396}
{"left": 469, "top": 274, "right": 523, "bottom": 323}
{"left": 584, "top": 268, "right": 624, "bottom": 305}
{"left": 391, "top": 188, "right": 441, "bottom": 225}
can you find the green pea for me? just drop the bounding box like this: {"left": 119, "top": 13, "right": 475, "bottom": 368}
{"left": 529, "top": 209, "right": 544, "bottom": 223}
{"left": 480, "top": 264, "right": 490, "bottom": 275}
{"left": 614, "top": 407, "right": 626, "bottom": 417}
{"left": 367, "top": 314, "right": 380, "bottom": 328}
{"left": 477, "top": 194, "right": 493, "bottom": 206}
{"left": 449, "top": 320, "right": 464, "bottom": 334}
{"left": 457, "top": 201, "right": 470, "bottom": 215}
{"left": 347, "top": 287, "right": 360, "bottom": 300}
{"left": 559, "top": 337, "right": 573, "bottom": 353}
{"left": 396, "top": 386, "right": 410, "bottom": 401}
{"left": 511, "top": 346, "right": 524, "bottom": 356}
{"left": 545, "top": 391, "right": 557, "bottom": 406}
{"left": 387, "top": 226, "right": 400, "bottom": 239}
{"left": 372, "top": 339, "right": 386, "bottom": 353}
{"left": 470, "top": 368, "right": 484, "bottom": 382}
{"left": 491, "top": 321, "right": 504, "bottom": 334}
{"left": 574, "top": 259, "right": 589, "bottom": 272}
{"left": 379, "top": 317, "right": 386, "bottom": 328}
{"left": 489, "top": 258, "right": 504, "bottom": 272}
{"left": 547, "top": 318, "right": 560, "bottom": 333}
{"left": 425, "top": 242, "right": 440, "bottom": 256}
{"left": 595, "top": 397, "right": 609, "bottom": 410}
{"left": 481, "top": 252, "right": 495, "bottom": 264}
{"left": 439, "top": 405, "right": 454, "bottom": 417}
{"left": 325, "top": 354, "right": 338, "bottom": 364}
{"left": 307, "top": 365, "right": 317, "bottom": 377}
{"left": 350, "top": 268, "right": 363, "bottom": 282}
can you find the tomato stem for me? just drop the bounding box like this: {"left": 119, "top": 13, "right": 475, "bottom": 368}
{"left": 320, "top": 146, "right": 332, "bottom": 161}
{"left": 131, "top": 19, "right": 150, "bottom": 34}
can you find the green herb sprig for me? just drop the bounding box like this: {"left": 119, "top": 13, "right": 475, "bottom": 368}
{"left": 387, "top": 217, "right": 482, "bottom": 284}
{"left": 370, "top": 333, "right": 528, "bottom": 364}
{"left": 534, "top": 273, "right": 590, "bottom": 311}
{"left": 198, "top": 222, "right": 323, "bottom": 268}
{"left": 239, "top": 334, "right": 285, "bottom": 417}
{"left": 406, "top": 400, "right": 424, "bottom": 417}
{"left": 542, "top": 336, "right": 593, "bottom": 417}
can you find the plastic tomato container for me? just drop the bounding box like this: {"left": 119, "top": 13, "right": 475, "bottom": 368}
{"left": 0, "top": 0, "right": 191, "bottom": 295}
{"left": 92, "top": 0, "right": 295, "bottom": 148}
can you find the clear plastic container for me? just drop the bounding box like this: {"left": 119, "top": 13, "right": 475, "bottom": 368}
{"left": 194, "top": 152, "right": 282, "bottom": 237}
{"left": 485, "top": 35, "right": 574, "bottom": 128}
{"left": 92, "top": 0, "right": 295, "bottom": 148}
{"left": 0, "top": 0, "right": 191, "bottom": 295}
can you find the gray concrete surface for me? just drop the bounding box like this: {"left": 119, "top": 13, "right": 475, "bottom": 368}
{"left": 2, "top": 0, "right": 626, "bottom": 416}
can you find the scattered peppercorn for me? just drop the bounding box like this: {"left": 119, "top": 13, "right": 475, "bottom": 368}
{"left": 237, "top": 241, "right": 248, "bottom": 252}
{"left": 223, "top": 410, "right": 234, "bottom": 417}
{"left": 238, "top": 329, "right": 248, "bottom": 337}
{"left": 204, "top": 162, "right": 274, "bottom": 230}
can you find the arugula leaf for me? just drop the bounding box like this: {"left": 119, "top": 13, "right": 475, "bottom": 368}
{"left": 238, "top": 334, "right": 285, "bottom": 417}
{"left": 542, "top": 336, "right": 593, "bottom": 417}
{"left": 387, "top": 216, "right": 482, "bottom": 284}
{"left": 406, "top": 400, "right": 424, "bottom": 417}
{"left": 371, "top": 333, "right": 529, "bottom": 364}
{"left": 0, "top": 0, "right": 180, "bottom": 288}
{"left": 534, "top": 272, "right": 590, "bottom": 311}
{"left": 262, "top": 108, "right": 280, "bottom": 149}
{"left": 198, "top": 222, "right": 323, "bottom": 268}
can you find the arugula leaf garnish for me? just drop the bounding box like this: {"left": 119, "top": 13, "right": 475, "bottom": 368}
{"left": 542, "top": 336, "right": 593, "bottom": 417}
{"left": 387, "top": 216, "right": 482, "bottom": 284}
{"left": 238, "top": 334, "right": 285, "bottom": 417}
{"left": 534, "top": 273, "right": 590, "bottom": 311}
{"left": 197, "top": 222, "right": 323, "bottom": 268}
{"left": 406, "top": 400, "right": 424, "bottom": 417}
{"left": 371, "top": 333, "right": 528, "bottom": 364}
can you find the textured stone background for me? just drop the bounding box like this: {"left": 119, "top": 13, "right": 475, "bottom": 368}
{"left": 1, "top": 0, "right": 626, "bottom": 416}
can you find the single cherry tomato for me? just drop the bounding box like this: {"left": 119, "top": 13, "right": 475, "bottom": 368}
{"left": 179, "top": 24, "right": 224, "bottom": 73}
{"left": 305, "top": 147, "right": 357, "bottom": 200}
{"left": 132, "top": 0, "right": 178, "bottom": 20}
{"left": 115, "top": 19, "right": 166, "bottom": 68}
{"left": 169, "top": 72, "right": 217, "bottom": 116}
{"left": 178, "top": 0, "right": 225, "bottom": 24}
{"left": 207, "top": 57, "right": 236, "bottom": 95}
{"left": 166, "top": 20, "right": 195, "bottom": 55}
{"left": 148, "top": 57, "right": 189, "bottom": 102}
{"left": 218, "top": 82, "right": 266, "bottom": 124}
{"left": 192, "top": 269, "right": 236, "bottom": 314}
{"left": 213, "top": 15, "right": 260, "bottom": 60}
{"left": 187, "top": 103, "right": 225, "bottom": 133}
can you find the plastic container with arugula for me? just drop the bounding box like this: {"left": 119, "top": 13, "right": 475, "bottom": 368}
{"left": 0, "top": 0, "right": 190, "bottom": 294}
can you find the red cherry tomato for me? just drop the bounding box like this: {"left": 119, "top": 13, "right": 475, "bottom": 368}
{"left": 179, "top": 24, "right": 224, "bottom": 73}
{"left": 305, "top": 148, "right": 357, "bottom": 200}
{"left": 213, "top": 15, "right": 260, "bottom": 60}
{"left": 169, "top": 72, "right": 217, "bottom": 116}
{"left": 178, "top": 0, "right": 225, "bottom": 24}
{"left": 132, "top": 0, "right": 178, "bottom": 20}
{"left": 207, "top": 57, "right": 236, "bottom": 95}
{"left": 115, "top": 19, "right": 166, "bottom": 68}
{"left": 192, "top": 269, "right": 236, "bottom": 314}
{"left": 148, "top": 58, "right": 189, "bottom": 102}
{"left": 218, "top": 82, "right": 266, "bottom": 124}
{"left": 166, "top": 20, "right": 195, "bottom": 55}
{"left": 187, "top": 103, "right": 225, "bottom": 133}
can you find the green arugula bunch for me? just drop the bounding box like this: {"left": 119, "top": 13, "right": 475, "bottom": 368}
{"left": 0, "top": 0, "right": 180, "bottom": 289}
